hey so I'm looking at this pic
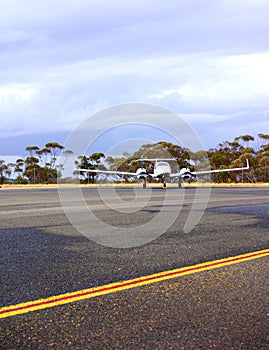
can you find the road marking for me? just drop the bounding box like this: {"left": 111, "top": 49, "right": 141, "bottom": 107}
{"left": 1, "top": 249, "right": 268, "bottom": 319}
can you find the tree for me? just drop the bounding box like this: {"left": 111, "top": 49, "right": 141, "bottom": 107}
{"left": 89, "top": 152, "right": 105, "bottom": 166}
{"left": 235, "top": 135, "right": 255, "bottom": 148}
{"left": 36, "top": 147, "right": 51, "bottom": 166}
{"left": 0, "top": 160, "right": 8, "bottom": 184}
{"left": 191, "top": 150, "right": 211, "bottom": 172}
{"left": 1, "top": 133, "right": 268, "bottom": 185}
{"left": 76, "top": 153, "right": 107, "bottom": 183}
{"left": 105, "top": 156, "right": 114, "bottom": 167}
{"left": 6, "top": 163, "right": 15, "bottom": 181}
{"left": 25, "top": 146, "right": 39, "bottom": 157}
{"left": 76, "top": 156, "right": 94, "bottom": 183}
{"left": 14, "top": 159, "right": 25, "bottom": 183}
{"left": 258, "top": 133, "right": 269, "bottom": 142}
{"left": 24, "top": 156, "right": 40, "bottom": 184}
{"left": 45, "top": 142, "right": 64, "bottom": 169}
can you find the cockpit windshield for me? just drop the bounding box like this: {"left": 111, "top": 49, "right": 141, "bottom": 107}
{"left": 155, "top": 162, "right": 169, "bottom": 167}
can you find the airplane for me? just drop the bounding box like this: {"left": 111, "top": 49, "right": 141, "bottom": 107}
{"left": 78, "top": 158, "right": 250, "bottom": 189}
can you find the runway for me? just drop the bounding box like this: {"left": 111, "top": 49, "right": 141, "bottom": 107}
{"left": 0, "top": 186, "right": 268, "bottom": 348}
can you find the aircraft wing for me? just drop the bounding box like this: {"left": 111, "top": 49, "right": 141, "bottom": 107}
{"left": 78, "top": 168, "right": 137, "bottom": 176}
{"left": 192, "top": 159, "right": 250, "bottom": 176}
{"left": 169, "top": 160, "right": 249, "bottom": 177}
{"left": 170, "top": 172, "right": 183, "bottom": 178}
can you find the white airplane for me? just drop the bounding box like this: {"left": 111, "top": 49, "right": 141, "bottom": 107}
{"left": 79, "top": 158, "right": 249, "bottom": 188}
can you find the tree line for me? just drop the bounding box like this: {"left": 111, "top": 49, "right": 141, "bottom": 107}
{"left": 0, "top": 134, "right": 268, "bottom": 184}
{"left": 0, "top": 142, "right": 72, "bottom": 184}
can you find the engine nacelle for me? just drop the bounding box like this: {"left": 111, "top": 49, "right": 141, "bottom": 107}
{"left": 136, "top": 168, "right": 148, "bottom": 180}
{"left": 179, "top": 168, "right": 196, "bottom": 182}
{"left": 182, "top": 174, "right": 192, "bottom": 181}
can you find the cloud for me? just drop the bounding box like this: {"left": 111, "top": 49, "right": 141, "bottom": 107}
{"left": 0, "top": 0, "right": 269, "bottom": 153}
{"left": 147, "top": 52, "right": 269, "bottom": 114}
{"left": 1, "top": 51, "right": 269, "bottom": 141}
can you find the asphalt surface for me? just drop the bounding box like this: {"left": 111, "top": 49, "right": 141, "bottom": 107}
{"left": 0, "top": 186, "right": 268, "bottom": 349}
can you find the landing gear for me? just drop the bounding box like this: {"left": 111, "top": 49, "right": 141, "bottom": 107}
{"left": 161, "top": 175, "right": 167, "bottom": 189}
{"left": 142, "top": 178, "right": 146, "bottom": 189}
{"left": 178, "top": 178, "right": 183, "bottom": 188}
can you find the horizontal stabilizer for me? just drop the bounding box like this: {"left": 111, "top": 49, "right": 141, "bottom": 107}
{"left": 135, "top": 158, "right": 177, "bottom": 162}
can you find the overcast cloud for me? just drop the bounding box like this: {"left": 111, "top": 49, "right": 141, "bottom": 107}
{"left": 0, "top": 0, "right": 269, "bottom": 155}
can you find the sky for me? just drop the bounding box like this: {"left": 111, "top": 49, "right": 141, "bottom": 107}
{"left": 1, "top": 0, "right": 269, "bottom": 161}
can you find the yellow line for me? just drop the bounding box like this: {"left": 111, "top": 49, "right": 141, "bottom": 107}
{"left": 1, "top": 249, "right": 268, "bottom": 319}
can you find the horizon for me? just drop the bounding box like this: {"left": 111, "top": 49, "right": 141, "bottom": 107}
{"left": 0, "top": 131, "right": 265, "bottom": 168}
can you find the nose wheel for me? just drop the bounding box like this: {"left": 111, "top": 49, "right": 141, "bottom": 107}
{"left": 161, "top": 175, "right": 167, "bottom": 189}
{"left": 142, "top": 178, "right": 146, "bottom": 189}
{"left": 178, "top": 178, "right": 183, "bottom": 188}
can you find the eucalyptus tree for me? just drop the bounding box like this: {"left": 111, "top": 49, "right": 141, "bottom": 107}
{"left": 75, "top": 156, "right": 93, "bottom": 183}
{"left": 24, "top": 145, "right": 40, "bottom": 183}
{"left": 15, "top": 158, "right": 24, "bottom": 174}
{"left": 36, "top": 147, "right": 51, "bottom": 166}
{"left": 25, "top": 145, "right": 40, "bottom": 157}
{"left": 258, "top": 133, "right": 269, "bottom": 143}
{"left": 0, "top": 160, "right": 8, "bottom": 184}
{"left": 235, "top": 134, "right": 254, "bottom": 147}
{"left": 24, "top": 156, "right": 40, "bottom": 184}
{"left": 13, "top": 159, "right": 25, "bottom": 183}
{"left": 45, "top": 142, "right": 64, "bottom": 169}
{"left": 6, "top": 163, "right": 15, "bottom": 180}
{"left": 75, "top": 153, "right": 106, "bottom": 183}
{"left": 256, "top": 136, "right": 269, "bottom": 182}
